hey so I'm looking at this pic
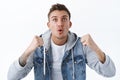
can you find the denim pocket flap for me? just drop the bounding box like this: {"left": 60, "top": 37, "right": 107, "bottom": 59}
{"left": 76, "top": 59, "right": 83, "bottom": 64}
{"left": 74, "top": 55, "right": 84, "bottom": 64}
{"left": 35, "top": 58, "right": 43, "bottom": 64}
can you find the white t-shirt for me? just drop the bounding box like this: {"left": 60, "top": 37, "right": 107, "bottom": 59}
{"left": 51, "top": 39, "right": 66, "bottom": 80}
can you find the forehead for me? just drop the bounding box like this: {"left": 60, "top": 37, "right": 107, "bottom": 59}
{"left": 49, "top": 10, "right": 69, "bottom": 18}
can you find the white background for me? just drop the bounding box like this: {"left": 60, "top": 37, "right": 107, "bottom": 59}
{"left": 0, "top": 0, "right": 120, "bottom": 80}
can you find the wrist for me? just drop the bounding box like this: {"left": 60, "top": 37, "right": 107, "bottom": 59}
{"left": 95, "top": 49, "right": 106, "bottom": 63}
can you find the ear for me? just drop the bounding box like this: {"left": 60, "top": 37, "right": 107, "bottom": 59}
{"left": 47, "top": 22, "right": 50, "bottom": 29}
{"left": 69, "top": 21, "right": 72, "bottom": 28}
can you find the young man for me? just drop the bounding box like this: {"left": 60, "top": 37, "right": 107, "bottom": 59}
{"left": 7, "top": 3, "right": 116, "bottom": 80}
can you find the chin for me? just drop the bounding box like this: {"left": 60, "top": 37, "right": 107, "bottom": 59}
{"left": 56, "top": 35, "right": 67, "bottom": 39}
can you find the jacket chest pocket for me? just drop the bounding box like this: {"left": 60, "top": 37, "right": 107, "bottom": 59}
{"left": 74, "top": 55, "right": 86, "bottom": 76}
{"left": 34, "top": 57, "right": 44, "bottom": 71}
{"left": 66, "top": 55, "right": 86, "bottom": 76}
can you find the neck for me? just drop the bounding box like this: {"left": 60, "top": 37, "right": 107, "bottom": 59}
{"left": 51, "top": 35, "right": 68, "bottom": 46}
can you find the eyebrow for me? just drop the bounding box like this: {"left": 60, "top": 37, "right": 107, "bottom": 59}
{"left": 50, "top": 15, "right": 68, "bottom": 19}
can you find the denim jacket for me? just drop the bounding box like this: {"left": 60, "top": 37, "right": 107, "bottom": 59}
{"left": 33, "top": 37, "right": 86, "bottom": 80}
{"left": 7, "top": 30, "right": 116, "bottom": 80}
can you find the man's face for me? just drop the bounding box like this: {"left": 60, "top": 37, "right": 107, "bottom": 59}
{"left": 47, "top": 10, "right": 72, "bottom": 39}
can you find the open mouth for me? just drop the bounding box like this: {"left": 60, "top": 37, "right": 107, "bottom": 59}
{"left": 58, "top": 29, "right": 63, "bottom": 33}
{"left": 58, "top": 29, "right": 62, "bottom": 31}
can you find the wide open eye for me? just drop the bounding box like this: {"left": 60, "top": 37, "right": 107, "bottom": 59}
{"left": 62, "top": 18, "right": 67, "bottom": 22}
{"left": 52, "top": 18, "right": 58, "bottom": 22}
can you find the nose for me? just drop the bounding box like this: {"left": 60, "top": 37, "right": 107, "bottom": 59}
{"left": 57, "top": 20, "right": 63, "bottom": 26}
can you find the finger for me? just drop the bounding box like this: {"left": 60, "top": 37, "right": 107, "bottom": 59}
{"left": 82, "top": 41, "right": 87, "bottom": 46}
{"left": 81, "top": 39, "right": 86, "bottom": 43}
{"left": 38, "top": 38, "right": 44, "bottom": 46}
{"left": 81, "top": 37, "right": 86, "bottom": 43}
{"left": 81, "top": 37, "right": 88, "bottom": 46}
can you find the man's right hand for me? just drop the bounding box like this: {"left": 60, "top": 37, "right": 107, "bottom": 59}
{"left": 25, "top": 36, "right": 44, "bottom": 54}
{"left": 19, "top": 36, "right": 44, "bottom": 67}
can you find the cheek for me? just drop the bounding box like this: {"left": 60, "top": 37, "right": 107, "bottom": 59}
{"left": 65, "top": 23, "right": 71, "bottom": 28}
{"left": 49, "top": 25, "right": 55, "bottom": 30}
{"left": 64, "top": 26, "right": 70, "bottom": 30}
{"left": 48, "top": 22, "right": 55, "bottom": 29}
{"left": 50, "top": 27, "right": 57, "bottom": 33}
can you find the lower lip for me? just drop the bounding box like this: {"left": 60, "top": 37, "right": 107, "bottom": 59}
{"left": 58, "top": 30, "right": 63, "bottom": 34}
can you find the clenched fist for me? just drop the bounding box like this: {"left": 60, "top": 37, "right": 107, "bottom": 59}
{"left": 81, "top": 34, "right": 105, "bottom": 63}
{"left": 81, "top": 34, "right": 98, "bottom": 51}
{"left": 26, "top": 36, "right": 44, "bottom": 53}
{"left": 19, "top": 36, "right": 44, "bottom": 66}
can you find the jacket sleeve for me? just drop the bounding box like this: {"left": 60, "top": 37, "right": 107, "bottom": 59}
{"left": 83, "top": 46, "right": 116, "bottom": 77}
{"left": 7, "top": 53, "right": 34, "bottom": 80}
